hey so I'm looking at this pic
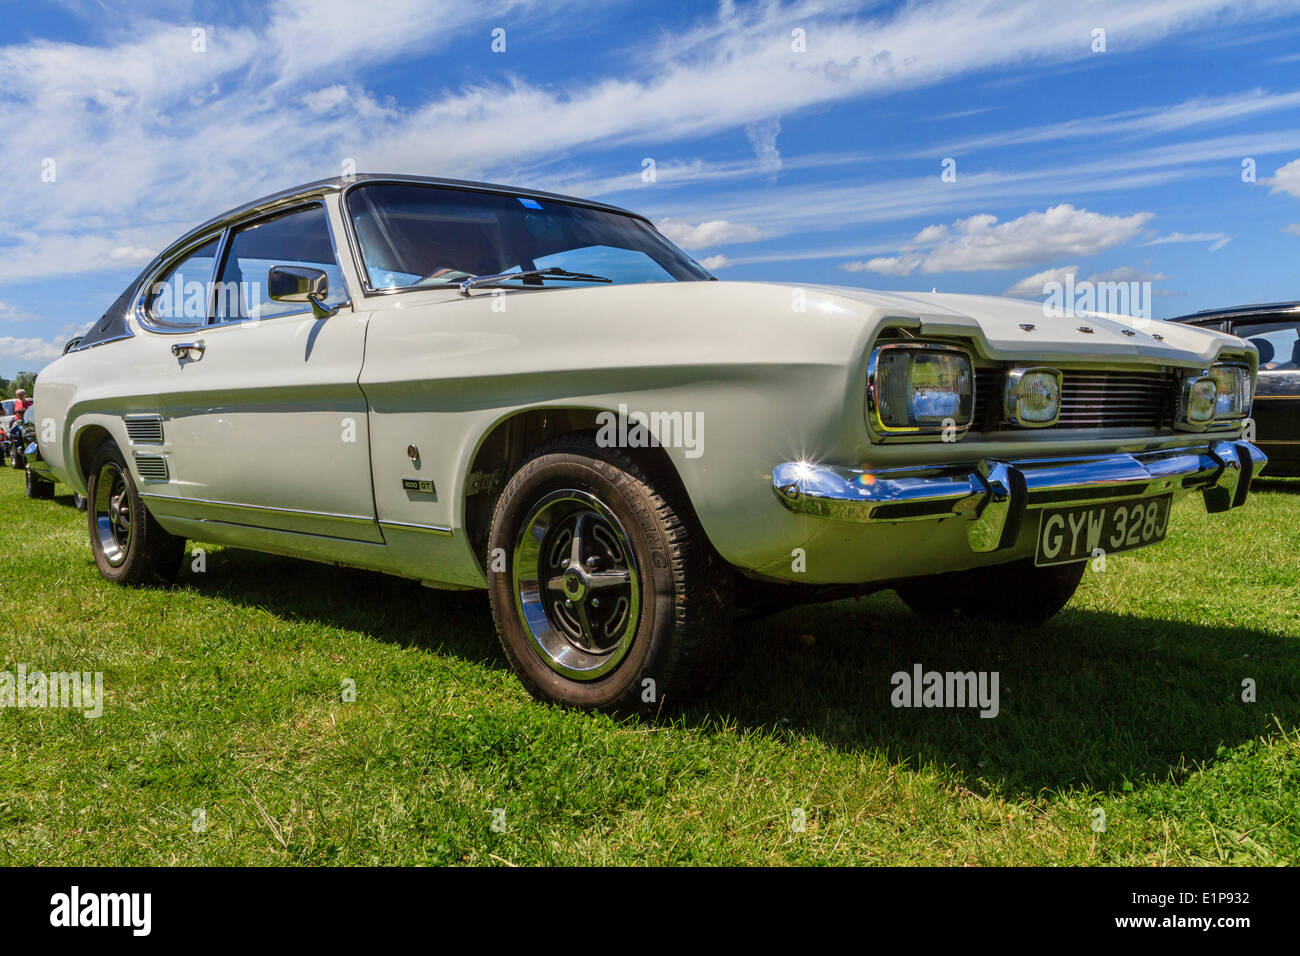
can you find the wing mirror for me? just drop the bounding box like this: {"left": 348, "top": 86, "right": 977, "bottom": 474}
{"left": 267, "top": 265, "right": 339, "bottom": 318}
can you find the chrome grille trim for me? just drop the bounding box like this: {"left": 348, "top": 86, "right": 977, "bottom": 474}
{"left": 133, "top": 454, "right": 169, "bottom": 481}
{"left": 973, "top": 368, "right": 1176, "bottom": 430}
{"left": 124, "top": 415, "right": 164, "bottom": 444}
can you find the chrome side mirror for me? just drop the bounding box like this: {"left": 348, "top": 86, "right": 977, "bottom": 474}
{"left": 267, "top": 265, "right": 338, "bottom": 318}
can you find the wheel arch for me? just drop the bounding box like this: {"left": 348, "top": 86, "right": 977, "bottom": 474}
{"left": 462, "top": 406, "right": 705, "bottom": 563}
{"left": 72, "top": 422, "right": 117, "bottom": 490}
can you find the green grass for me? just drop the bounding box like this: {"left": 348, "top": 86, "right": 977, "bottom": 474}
{"left": 1, "top": 465, "right": 1297, "bottom": 865}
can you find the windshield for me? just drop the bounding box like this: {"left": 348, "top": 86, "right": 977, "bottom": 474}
{"left": 346, "top": 183, "right": 710, "bottom": 291}
{"left": 1, "top": 400, "right": 13, "bottom": 416}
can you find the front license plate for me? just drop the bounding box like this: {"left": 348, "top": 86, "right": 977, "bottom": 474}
{"left": 1035, "top": 494, "right": 1172, "bottom": 566}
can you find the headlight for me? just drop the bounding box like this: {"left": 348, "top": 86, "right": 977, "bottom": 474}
{"left": 867, "top": 343, "right": 973, "bottom": 437}
{"left": 1003, "top": 367, "right": 1062, "bottom": 427}
{"left": 1209, "top": 364, "right": 1250, "bottom": 420}
{"left": 1178, "top": 376, "right": 1218, "bottom": 427}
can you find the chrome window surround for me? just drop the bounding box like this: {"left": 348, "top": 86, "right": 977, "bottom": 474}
{"left": 865, "top": 341, "right": 976, "bottom": 442}
{"left": 133, "top": 198, "right": 353, "bottom": 335}
{"left": 134, "top": 232, "right": 225, "bottom": 333}
{"left": 337, "top": 176, "right": 667, "bottom": 298}
{"left": 1002, "top": 366, "right": 1063, "bottom": 428}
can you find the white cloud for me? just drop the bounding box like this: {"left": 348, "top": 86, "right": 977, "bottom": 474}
{"left": 302, "top": 84, "right": 351, "bottom": 113}
{"left": 109, "top": 246, "right": 157, "bottom": 262}
{"left": 1003, "top": 264, "right": 1169, "bottom": 298}
{"left": 841, "top": 256, "right": 923, "bottom": 276}
{"left": 0, "top": 336, "right": 63, "bottom": 363}
{"left": 843, "top": 205, "right": 1153, "bottom": 276}
{"left": 656, "top": 218, "right": 763, "bottom": 249}
{"left": 1086, "top": 265, "right": 1169, "bottom": 283}
{"left": 1003, "top": 266, "right": 1081, "bottom": 298}
{"left": 0, "top": 0, "right": 1289, "bottom": 284}
{"left": 934, "top": 90, "right": 1300, "bottom": 155}
{"left": 698, "top": 254, "right": 731, "bottom": 270}
{"left": 1139, "top": 231, "right": 1232, "bottom": 251}
{"left": 744, "top": 116, "right": 782, "bottom": 176}
{"left": 1265, "top": 158, "right": 1300, "bottom": 198}
{"left": 1281, "top": 223, "right": 1300, "bottom": 236}
{"left": 0, "top": 302, "right": 37, "bottom": 323}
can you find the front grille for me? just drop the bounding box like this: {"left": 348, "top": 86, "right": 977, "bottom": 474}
{"left": 973, "top": 368, "right": 1175, "bottom": 430}
{"left": 133, "top": 454, "right": 169, "bottom": 480}
{"left": 124, "top": 415, "right": 164, "bottom": 444}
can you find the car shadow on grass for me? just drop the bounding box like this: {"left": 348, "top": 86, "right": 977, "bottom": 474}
{"left": 1253, "top": 477, "right": 1300, "bottom": 494}
{"left": 705, "top": 593, "right": 1300, "bottom": 796}
{"left": 179, "top": 548, "right": 1299, "bottom": 798}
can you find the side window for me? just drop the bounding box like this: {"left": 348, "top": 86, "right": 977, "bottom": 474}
{"left": 215, "top": 205, "right": 346, "bottom": 322}
{"left": 1237, "top": 321, "right": 1300, "bottom": 371}
{"left": 146, "top": 238, "right": 219, "bottom": 329}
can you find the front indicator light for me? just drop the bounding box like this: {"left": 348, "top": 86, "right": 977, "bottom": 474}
{"left": 1003, "top": 367, "right": 1062, "bottom": 427}
{"left": 868, "top": 344, "right": 973, "bottom": 437}
{"left": 1209, "top": 364, "right": 1250, "bottom": 420}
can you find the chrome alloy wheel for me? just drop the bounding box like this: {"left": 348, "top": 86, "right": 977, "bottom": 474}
{"left": 512, "top": 489, "right": 642, "bottom": 680}
{"left": 93, "top": 461, "right": 132, "bottom": 567}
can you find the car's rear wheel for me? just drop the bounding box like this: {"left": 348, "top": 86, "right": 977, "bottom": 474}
{"left": 86, "top": 440, "right": 185, "bottom": 586}
{"left": 894, "top": 558, "right": 1086, "bottom": 626}
{"left": 487, "top": 434, "right": 732, "bottom": 713}
{"left": 24, "top": 467, "right": 54, "bottom": 499}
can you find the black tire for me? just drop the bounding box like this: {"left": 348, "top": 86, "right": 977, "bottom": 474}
{"left": 10, "top": 448, "right": 23, "bottom": 469}
{"left": 487, "top": 434, "right": 732, "bottom": 713}
{"left": 895, "top": 557, "right": 1086, "bottom": 626}
{"left": 86, "top": 440, "right": 185, "bottom": 586}
{"left": 25, "top": 467, "right": 54, "bottom": 500}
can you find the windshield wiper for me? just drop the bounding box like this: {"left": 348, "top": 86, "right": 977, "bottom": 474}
{"left": 457, "top": 267, "right": 612, "bottom": 296}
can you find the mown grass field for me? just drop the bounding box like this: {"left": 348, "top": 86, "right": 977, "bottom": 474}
{"left": 0, "top": 463, "right": 1297, "bottom": 866}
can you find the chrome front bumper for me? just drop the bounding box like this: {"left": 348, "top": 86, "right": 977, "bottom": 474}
{"left": 772, "top": 441, "right": 1267, "bottom": 554}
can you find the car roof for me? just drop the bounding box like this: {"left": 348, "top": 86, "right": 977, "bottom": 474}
{"left": 175, "top": 173, "right": 647, "bottom": 253}
{"left": 74, "top": 175, "right": 655, "bottom": 353}
{"left": 1168, "top": 301, "right": 1300, "bottom": 324}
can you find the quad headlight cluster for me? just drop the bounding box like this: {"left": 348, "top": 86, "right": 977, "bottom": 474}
{"left": 867, "top": 343, "right": 974, "bottom": 438}
{"left": 1178, "top": 362, "right": 1252, "bottom": 429}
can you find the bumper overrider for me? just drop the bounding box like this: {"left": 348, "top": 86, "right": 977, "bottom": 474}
{"left": 772, "top": 441, "right": 1267, "bottom": 554}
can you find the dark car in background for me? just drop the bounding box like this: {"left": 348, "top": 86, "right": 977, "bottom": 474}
{"left": 1171, "top": 302, "right": 1300, "bottom": 476}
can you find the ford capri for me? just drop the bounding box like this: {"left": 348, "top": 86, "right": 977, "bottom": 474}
{"left": 31, "top": 175, "right": 1266, "bottom": 711}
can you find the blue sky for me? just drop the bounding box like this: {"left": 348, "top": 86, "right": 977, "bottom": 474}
{"left": 3, "top": 0, "right": 1300, "bottom": 377}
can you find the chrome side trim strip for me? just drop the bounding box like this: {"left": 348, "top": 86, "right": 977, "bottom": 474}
{"left": 143, "top": 494, "right": 377, "bottom": 522}
{"left": 378, "top": 519, "right": 453, "bottom": 536}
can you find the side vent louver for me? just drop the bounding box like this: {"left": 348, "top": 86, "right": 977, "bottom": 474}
{"left": 133, "top": 455, "right": 169, "bottom": 481}
{"left": 124, "top": 415, "right": 164, "bottom": 444}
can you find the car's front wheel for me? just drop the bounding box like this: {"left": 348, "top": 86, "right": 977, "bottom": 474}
{"left": 894, "top": 558, "right": 1086, "bottom": 626}
{"left": 86, "top": 440, "right": 185, "bottom": 585}
{"left": 487, "top": 434, "right": 732, "bottom": 713}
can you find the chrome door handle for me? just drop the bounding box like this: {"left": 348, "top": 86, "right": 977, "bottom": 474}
{"left": 171, "top": 342, "right": 205, "bottom": 360}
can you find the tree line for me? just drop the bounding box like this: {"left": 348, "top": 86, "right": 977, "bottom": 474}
{"left": 1, "top": 371, "right": 38, "bottom": 398}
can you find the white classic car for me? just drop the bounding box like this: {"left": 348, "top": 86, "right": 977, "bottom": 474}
{"left": 31, "top": 175, "right": 1265, "bottom": 711}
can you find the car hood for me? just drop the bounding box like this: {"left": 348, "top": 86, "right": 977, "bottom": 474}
{"left": 793, "top": 284, "right": 1255, "bottom": 370}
